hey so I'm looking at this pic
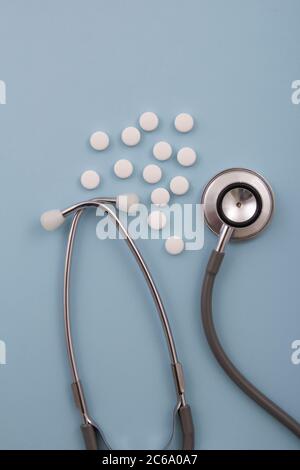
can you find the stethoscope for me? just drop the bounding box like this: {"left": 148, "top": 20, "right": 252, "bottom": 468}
{"left": 41, "top": 167, "right": 300, "bottom": 449}
{"left": 41, "top": 195, "right": 194, "bottom": 450}
{"left": 200, "top": 167, "right": 300, "bottom": 438}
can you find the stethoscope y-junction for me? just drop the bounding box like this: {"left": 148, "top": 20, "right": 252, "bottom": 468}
{"left": 41, "top": 195, "right": 194, "bottom": 450}
{"left": 201, "top": 167, "right": 300, "bottom": 438}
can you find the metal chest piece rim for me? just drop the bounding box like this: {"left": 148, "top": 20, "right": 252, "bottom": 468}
{"left": 201, "top": 168, "right": 275, "bottom": 240}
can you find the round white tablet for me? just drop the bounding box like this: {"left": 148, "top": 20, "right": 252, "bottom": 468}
{"left": 165, "top": 236, "right": 184, "bottom": 255}
{"left": 139, "top": 112, "right": 159, "bottom": 131}
{"left": 114, "top": 159, "right": 134, "bottom": 179}
{"left": 151, "top": 188, "right": 170, "bottom": 206}
{"left": 121, "top": 126, "right": 141, "bottom": 146}
{"left": 143, "top": 164, "right": 162, "bottom": 184}
{"left": 174, "top": 113, "right": 194, "bottom": 133}
{"left": 170, "top": 176, "right": 190, "bottom": 195}
{"left": 80, "top": 170, "right": 100, "bottom": 190}
{"left": 177, "top": 147, "right": 197, "bottom": 167}
{"left": 147, "top": 210, "right": 167, "bottom": 230}
{"left": 90, "top": 131, "right": 109, "bottom": 151}
{"left": 116, "top": 193, "right": 139, "bottom": 213}
{"left": 153, "top": 141, "right": 172, "bottom": 161}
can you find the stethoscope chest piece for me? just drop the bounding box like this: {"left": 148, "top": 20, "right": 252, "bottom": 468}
{"left": 200, "top": 168, "right": 300, "bottom": 439}
{"left": 201, "top": 168, "right": 274, "bottom": 240}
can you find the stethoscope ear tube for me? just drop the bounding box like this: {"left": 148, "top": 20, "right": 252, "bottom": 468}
{"left": 79, "top": 406, "right": 195, "bottom": 450}
{"left": 62, "top": 200, "right": 195, "bottom": 450}
{"left": 81, "top": 423, "right": 98, "bottom": 451}
{"left": 201, "top": 250, "right": 300, "bottom": 438}
{"left": 178, "top": 405, "right": 195, "bottom": 450}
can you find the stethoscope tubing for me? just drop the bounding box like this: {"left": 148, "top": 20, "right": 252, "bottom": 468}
{"left": 201, "top": 249, "right": 300, "bottom": 438}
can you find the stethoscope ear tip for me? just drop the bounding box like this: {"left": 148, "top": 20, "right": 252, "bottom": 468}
{"left": 40, "top": 193, "right": 140, "bottom": 231}
{"left": 40, "top": 209, "right": 65, "bottom": 231}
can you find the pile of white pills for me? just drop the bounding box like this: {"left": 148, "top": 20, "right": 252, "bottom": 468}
{"left": 81, "top": 111, "right": 197, "bottom": 255}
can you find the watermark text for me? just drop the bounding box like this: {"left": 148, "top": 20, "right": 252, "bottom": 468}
{"left": 291, "top": 340, "right": 300, "bottom": 365}
{"left": 95, "top": 202, "right": 204, "bottom": 251}
{"left": 0, "top": 340, "right": 6, "bottom": 365}
{"left": 0, "top": 80, "right": 6, "bottom": 104}
{"left": 291, "top": 80, "right": 300, "bottom": 105}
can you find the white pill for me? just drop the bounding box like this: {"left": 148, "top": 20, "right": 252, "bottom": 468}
{"left": 116, "top": 193, "right": 139, "bottom": 213}
{"left": 170, "top": 176, "right": 190, "bottom": 195}
{"left": 121, "top": 126, "right": 141, "bottom": 146}
{"left": 90, "top": 131, "right": 109, "bottom": 151}
{"left": 165, "top": 236, "right": 185, "bottom": 255}
{"left": 147, "top": 210, "right": 167, "bottom": 230}
{"left": 114, "top": 159, "right": 134, "bottom": 179}
{"left": 139, "top": 112, "right": 159, "bottom": 131}
{"left": 80, "top": 170, "right": 100, "bottom": 190}
{"left": 177, "top": 147, "right": 197, "bottom": 167}
{"left": 143, "top": 164, "right": 162, "bottom": 184}
{"left": 151, "top": 188, "right": 170, "bottom": 206}
{"left": 174, "top": 113, "right": 194, "bottom": 133}
{"left": 153, "top": 141, "right": 172, "bottom": 161}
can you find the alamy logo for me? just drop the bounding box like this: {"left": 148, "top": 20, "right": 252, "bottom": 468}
{"left": 0, "top": 340, "right": 6, "bottom": 365}
{"left": 95, "top": 202, "right": 205, "bottom": 251}
{"left": 0, "top": 80, "right": 6, "bottom": 104}
{"left": 291, "top": 80, "right": 300, "bottom": 105}
{"left": 291, "top": 340, "right": 300, "bottom": 365}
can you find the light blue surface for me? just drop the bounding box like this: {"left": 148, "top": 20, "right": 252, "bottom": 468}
{"left": 0, "top": 0, "right": 300, "bottom": 450}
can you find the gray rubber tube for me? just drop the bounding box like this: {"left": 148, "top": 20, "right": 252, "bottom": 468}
{"left": 81, "top": 406, "right": 194, "bottom": 450}
{"left": 81, "top": 423, "right": 98, "bottom": 450}
{"left": 201, "top": 250, "right": 300, "bottom": 438}
{"left": 179, "top": 405, "right": 195, "bottom": 450}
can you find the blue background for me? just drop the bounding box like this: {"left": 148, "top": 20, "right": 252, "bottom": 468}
{"left": 0, "top": 0, "right": 300, "bottom": 450}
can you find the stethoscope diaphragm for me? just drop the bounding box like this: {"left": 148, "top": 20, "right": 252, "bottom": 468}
{"left": 201, "top": 167, "right": 274, "bottom": 240}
